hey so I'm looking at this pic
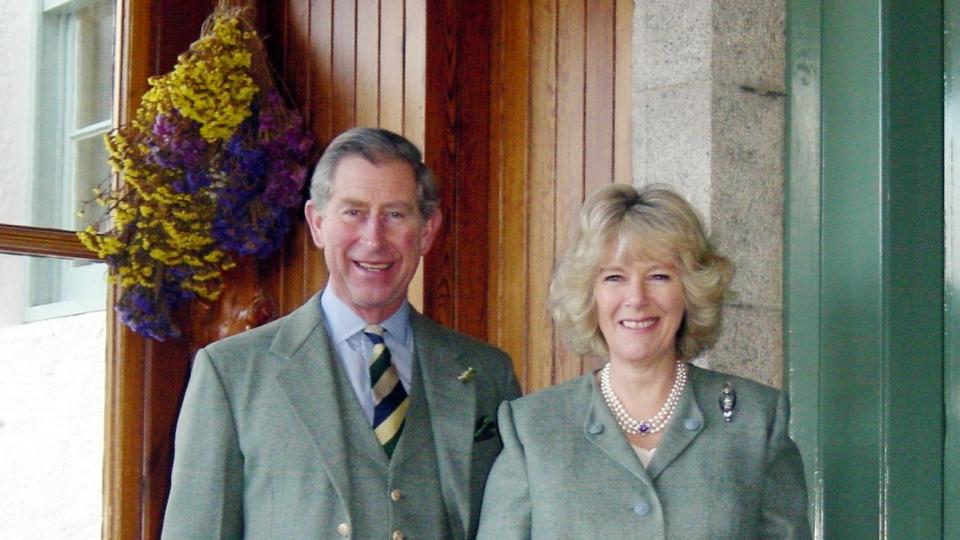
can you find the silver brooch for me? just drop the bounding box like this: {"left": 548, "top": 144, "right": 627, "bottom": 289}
{"left": 719, "top": 382, "right": 736, "bottom": 422}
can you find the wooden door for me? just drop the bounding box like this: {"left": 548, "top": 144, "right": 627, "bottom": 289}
{"left": 487, "top": 0, "right": 633, "bottom": 392}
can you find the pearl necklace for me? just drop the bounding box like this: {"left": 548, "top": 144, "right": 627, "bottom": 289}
{"left": 599, "top": 361, "right": 687, "bottom": 435}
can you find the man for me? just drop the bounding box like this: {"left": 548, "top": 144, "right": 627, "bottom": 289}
{"left": 161, "top": 127, "right": 522, "bottom": 539}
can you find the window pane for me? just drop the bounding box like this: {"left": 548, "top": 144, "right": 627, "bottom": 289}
{"left": 74, "top": 133, "right": 112, "bottom": 231}
{"left": 0, "top": 0, "right": 115, "bottom": 231}
{"left": 0, "top": 253, "right": 106, "bottom": 540}
{"left": 27, "top": 256, "right": 107, "bottom": 321}
{"left": 73, "top": 0, "right": 114, "bottom": 127}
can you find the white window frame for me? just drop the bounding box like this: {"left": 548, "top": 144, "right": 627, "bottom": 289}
{"left": 26, "top": 0, "right": 115, "bottom": 322}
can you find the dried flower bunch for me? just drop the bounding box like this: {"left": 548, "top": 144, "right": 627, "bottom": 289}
{"left": 79, "top": 5, "right": 313, "bottom": 340}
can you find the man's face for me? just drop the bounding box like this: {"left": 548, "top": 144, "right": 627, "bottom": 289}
{"left": 305, "top": 156, "right": 441, "bottom": 323}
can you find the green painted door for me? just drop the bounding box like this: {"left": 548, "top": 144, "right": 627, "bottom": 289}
{"left": 786, "top": 0, "right": 946, "bottom": 537}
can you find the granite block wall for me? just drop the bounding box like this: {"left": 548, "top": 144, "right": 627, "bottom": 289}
{"left": 633, "top": 0, "right": 786, "bottom": 387}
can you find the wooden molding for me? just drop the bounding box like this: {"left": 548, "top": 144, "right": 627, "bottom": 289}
{"left": 0, "top": 223, "right": 97, "bottom": 260}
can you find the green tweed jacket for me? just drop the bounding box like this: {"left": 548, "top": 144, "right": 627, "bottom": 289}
{"left": 161, "top": 294, "right": 521, "bottom": 540}
{"left": 476, "top": 364, "right": 811, "bottom": 539}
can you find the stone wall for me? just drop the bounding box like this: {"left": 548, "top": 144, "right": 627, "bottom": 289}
{"left": 633, "top": 0, "right": 786, "bottom": 387}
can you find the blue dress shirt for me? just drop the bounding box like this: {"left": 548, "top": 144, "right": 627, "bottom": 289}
{"left": 319, "top": 288, "right": 414, "bottom": 424}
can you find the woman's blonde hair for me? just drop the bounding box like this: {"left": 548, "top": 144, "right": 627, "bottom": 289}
{"left": 549, "top": 184, "right": 732, "bottom": 360}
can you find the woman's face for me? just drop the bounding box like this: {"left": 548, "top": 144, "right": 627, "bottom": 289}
{"left": 593, "top": 250, "right": 685, "bottom": 367}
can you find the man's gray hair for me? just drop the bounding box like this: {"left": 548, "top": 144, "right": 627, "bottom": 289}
{"left": 309, "top": 126, "right": 440, "bottom": 219}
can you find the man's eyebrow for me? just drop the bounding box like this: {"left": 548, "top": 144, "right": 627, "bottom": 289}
{"left": 332, "top": 198, "right": 416, "bottom": 211}
{"left": 332, "top": 197, "right": 368, "bottom": 208}
{"left": 381, "top": 201, "right": 416, "bottom": 211}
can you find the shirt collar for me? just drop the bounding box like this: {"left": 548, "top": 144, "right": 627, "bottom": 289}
{"left": 320, "top": 287, "right": 411, "bottom": 345}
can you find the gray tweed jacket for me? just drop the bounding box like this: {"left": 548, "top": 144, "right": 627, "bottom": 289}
{"left": 161, "top": 294, "right": 521, "bottom": 539}
{"left": 477, "top": 364, "right": 811, "bottom": 539}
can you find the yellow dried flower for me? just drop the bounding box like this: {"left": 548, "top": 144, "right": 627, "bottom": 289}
{"left": 77, "top": 7, "right": 312, "bottom": 341}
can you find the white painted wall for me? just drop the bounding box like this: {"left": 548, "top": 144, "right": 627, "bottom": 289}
{"left": 0, "top": 1, "right": 38, "bottom": 326}
{"left": 0, "top": 310, "right": 105, "bottom": 540}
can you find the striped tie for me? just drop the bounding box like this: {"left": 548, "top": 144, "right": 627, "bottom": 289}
{"left": 364, "top": 324, "right": 409, "bottom": 457}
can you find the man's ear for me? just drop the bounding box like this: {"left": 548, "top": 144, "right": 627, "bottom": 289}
{"left": 420, "top": 210, "right": 442, "bottom": 255}
{"left": 304, "top": 200, "right": 325, "bottom": 249}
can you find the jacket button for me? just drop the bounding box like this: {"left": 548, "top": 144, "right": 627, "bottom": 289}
{"left": 390, "top": 489, "right": 403, "bottom": 501}
{"left": 633, "top": 501, "right": 651, "bottom": 517}
{"left": 392, "top": 531, "right": 406, "bottom": 540}
{"left": 336, "top": 522, "right": 350, "bottom": 537}
{"left": 588, "top": 422, "right": 604, "bottom": 434}
{"left": 684, "top": 418, "right": 702, "bottom": 431}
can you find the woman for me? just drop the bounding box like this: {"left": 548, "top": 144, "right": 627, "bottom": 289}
{"left": 477, "top": 184, "right": 810, "bottom": 539}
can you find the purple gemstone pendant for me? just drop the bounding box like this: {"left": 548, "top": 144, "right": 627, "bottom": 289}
{"left": 639, "top": 422, "right": 651, "bottom": 433}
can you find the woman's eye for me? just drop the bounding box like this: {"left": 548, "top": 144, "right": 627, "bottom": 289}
{"left": 389, "top": 211, "right": 403, "bottom": 219}
{"left": 651, "top": 273, "right": 671, "bottom": 281}
{"left": 603, "top": 274, "right": 623, "bottom": 282}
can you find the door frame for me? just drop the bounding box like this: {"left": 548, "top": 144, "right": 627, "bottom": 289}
{"left": 785, "top": 0, "right": 945, "bottom": 537}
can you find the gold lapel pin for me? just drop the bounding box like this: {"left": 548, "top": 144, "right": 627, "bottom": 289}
{"left": 458, "top": 366, "right": 477, "bottom": 383}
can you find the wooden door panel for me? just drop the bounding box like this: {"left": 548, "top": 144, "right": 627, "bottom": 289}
{"left": 488, "top": 0, "right": 631, "bottom": 392}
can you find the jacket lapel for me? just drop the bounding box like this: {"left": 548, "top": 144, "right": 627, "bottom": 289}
{"left": 413, "top": 312, "right": 476, "bottom": 537}
{"left": 271, "top": 295, "right": 384, "bottom": 511}
{"left": 646, "top": 364, "right": 704, "bottom": 479}
{"left": 582, "top": 374, "right": 651, "bottom": 482}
